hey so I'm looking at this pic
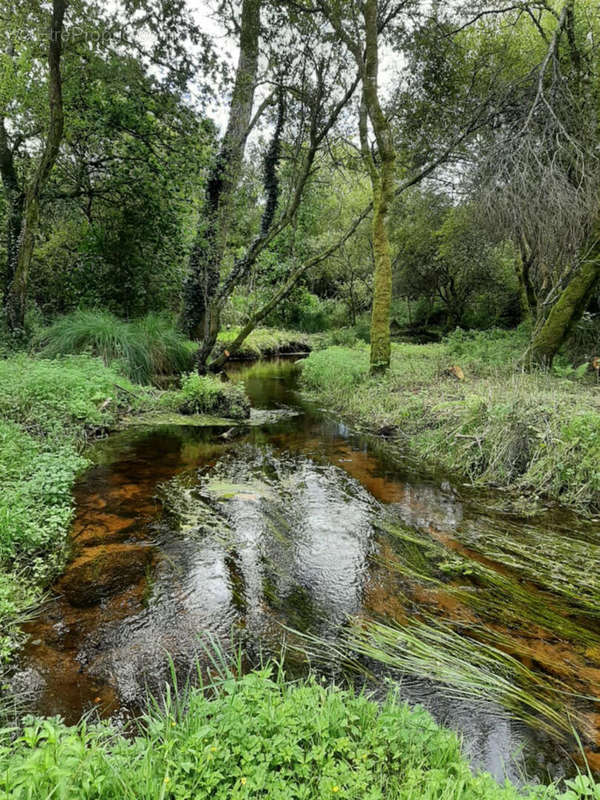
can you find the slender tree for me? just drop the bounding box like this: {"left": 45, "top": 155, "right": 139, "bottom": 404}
{"left": 3, "top": 0, "right": 67, "bottom": 331}
{"left": 183, "top": 1, "right": 362, "bottom": 372}
{"left": 183, "top": 0, "right": 262, "bottom": 348}
{"left": 318, "top": 0, "right": 400, "bottom": 373}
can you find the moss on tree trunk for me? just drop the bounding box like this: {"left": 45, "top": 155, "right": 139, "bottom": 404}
{"left": 369, "top": 182, "right": 393, "bottom": 374}
{"left": 360, "top": 0, "right": 395, "bottom": 375}
{"left": 526, "top": 246, "right": 600, "bottom": 367}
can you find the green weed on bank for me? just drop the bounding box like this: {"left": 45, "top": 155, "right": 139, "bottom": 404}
{"left": 0, "top": 668, "right": 587, "bottom": 799}
{"left": 300, "top": 339, "right": 600, "bottom": 513}
{"left": 0, "top": 354, "right": 148, "bottom": 661}
{"left": 160, "top": 373, "right": 251, "bottom": 419}
{"left": 216, "top": 327, "right": 311, "bottom": 360}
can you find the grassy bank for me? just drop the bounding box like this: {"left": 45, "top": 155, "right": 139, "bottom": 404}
{"left": 0, "top": 354, "right": 153, "bottom": 661}
{"left": 216, "top": 326, "right": 311, "bottom": 360}
{"left": 0, "top": 352, "right": 252, "bottom": 661}
{"left": 35, "top": 311, "right": 311, "bottom": 380}
{"left": 300, "top": 330, "right": 600, "bottom": 514}
{"left": 0, "top": 666, "right": 593, "bottom": 799}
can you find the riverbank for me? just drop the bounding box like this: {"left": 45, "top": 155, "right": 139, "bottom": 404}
{"left": 215, "top": 326, "right": 311, "bottom": 360}
{"left": 0, "top": 353, "right": 252, "bottom": 662}
{"left": 300, "top": 333, "right": 600, "bottom": 515}
{"left": 0, "top": 665, "right": 593, "bottom": 799}
{"left": 0, "top": 355, "right": 154, "bottom": 662}
{"left": 0, "top": 358, "right": 600, "bottom": 800}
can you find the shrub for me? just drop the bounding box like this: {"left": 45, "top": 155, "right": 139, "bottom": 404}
{"left": 37, "top": 310, "right": 195, "bottom": 384}
{"left": 0, "top": 420, "right": 85, "bottom": 568}
{"left": 166, "top": 373, "right": 250, "bottom": 419}
{"left": 266, "top": 289, "right": 348, "bottom": 332}
{"left": 444, "top": 326, "right": 531, "bottom": 374}
{"left": 0, "top": 668, "right": 576, "bottom": 799}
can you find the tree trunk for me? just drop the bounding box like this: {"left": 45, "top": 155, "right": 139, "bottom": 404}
{"left": 183, "top": 0, "right": 261, "bottom": 347}
{"left": 0, "top": 121, "right": 24, "bottom": 305}
{"left": 207, "top": 205, "right": 371, "bottom": 372}
{"left": 369, "top": 177, "right": 393, "bottom": 372}
{"left": 360, "top": 0, "right": 395, "bottom": 375}
{"left": 516, "top": 233, "right": 537, "bottom": 320}
{"left": 5, "top": 0, "right": 66, "bottom": 331}
{"left": 525, "top": 241, "right": 600, "bottom": 367}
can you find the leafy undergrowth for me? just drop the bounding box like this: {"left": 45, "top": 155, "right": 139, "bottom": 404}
{"left": 37, "top": 310, "right": 195, "bottom": 384}
{"left": 216, "top": 326, "right": 311, "bottom": 360}
{"left": 160, "top": 373, "right": 251, "bottom": 419}
{"left": 0, "top": 354, "right": 151, "bottom": 662}
{"left": 301, "top": 333, "right": 600, "bottom": 514}
{"left": 0, "top": 668, "right": 591, "bottom": 799}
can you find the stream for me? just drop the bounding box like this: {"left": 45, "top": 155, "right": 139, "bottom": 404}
{"left": 14, "top": 358, "right": 600, "bottom": 784}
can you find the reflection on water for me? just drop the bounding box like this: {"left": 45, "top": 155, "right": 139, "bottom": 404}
{"left": 16, "top": 358, "right": 600, "bottom": 783}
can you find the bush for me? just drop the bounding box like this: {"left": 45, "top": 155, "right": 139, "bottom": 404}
{"left": 266, "top": 289, "right": 348, "bottom": 333}
{"left": 37, "top": 310, "right": 195, "bottom": 384}
{"left": 444, "top": 326, "right": 531, "bottom": 374}
{"left": 166, "top": 373, "right": 250, "bottom": 419}
{"left": 0, "top": 668, "right": 578, "bottom": 799}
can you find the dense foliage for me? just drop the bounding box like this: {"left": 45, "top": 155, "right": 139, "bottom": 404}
{"left": 0, "top": 668, "right": 595, "bottom": 799}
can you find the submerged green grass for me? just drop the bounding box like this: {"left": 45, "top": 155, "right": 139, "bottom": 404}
{"left": 0, "top": 667, "right": 592, "bottom": 799}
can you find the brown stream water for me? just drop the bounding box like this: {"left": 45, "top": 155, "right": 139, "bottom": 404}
{"left": 13, "top": 359, "right": 600, "bottom": 785}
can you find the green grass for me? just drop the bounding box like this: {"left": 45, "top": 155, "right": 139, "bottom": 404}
{"left": 300, "top": 332, "right": 600, "bottom": 514}
{"left": 216, "top": 327, "right": 311, "bottom": 360}
{"left": 0, "top": 354, "right": 151, "bottom": 662}
{"left": 37, "top": 310, "right": 195, "bottom": 384}
{"left": 0, "top": 666, "right": 591, "bottom": 799}
{"left": 160, "top": 373, "right": 251, "bottom": 419}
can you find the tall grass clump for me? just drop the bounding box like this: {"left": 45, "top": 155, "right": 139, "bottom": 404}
{"left": 444, "top": 326, "right": 532, "bottom": 375}
{"left": 301, "top": 346, "right": 370, "bottom": 393}
{"left": 0, "top": 666, "right": 586, "bottom": 799}
{"left": 38, "top": 310, "right": 195, "bottom": 384}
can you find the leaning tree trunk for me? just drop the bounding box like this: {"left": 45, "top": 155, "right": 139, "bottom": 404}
{"left": 183, "top": 0, "right": 261, "bottom": 359}
{"left": 5, "top": 0, "right": 66, "bottom": 331}
{"left": 525, "top": 238, "right": 600, "bottom": 367}
{"left": 361, "top": 0, "right": 395, "bottom": 375}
